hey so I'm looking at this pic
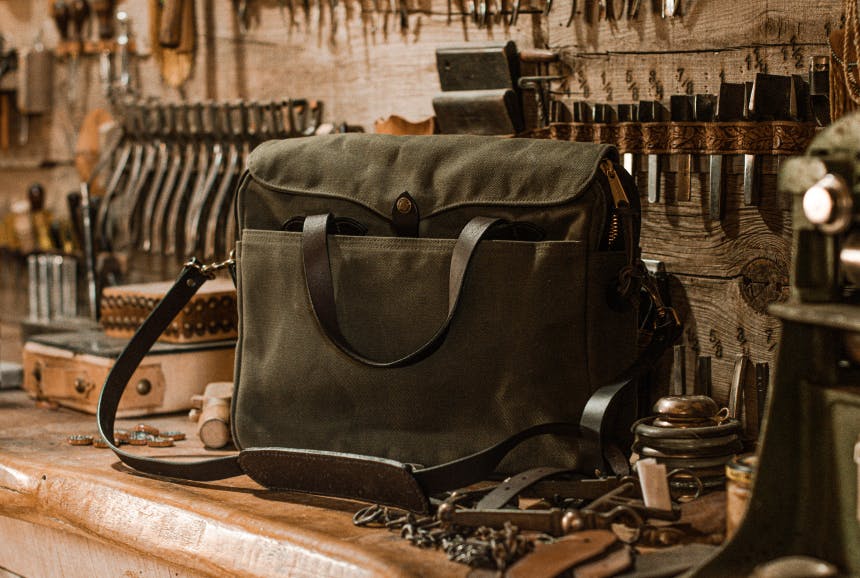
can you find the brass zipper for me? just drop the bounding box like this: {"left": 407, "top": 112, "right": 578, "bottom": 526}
{"left": 600, "top": 159, "right": 631, "bottom": 209}
{"left": 599, "top": 159, "right": 631, "bottom": 249}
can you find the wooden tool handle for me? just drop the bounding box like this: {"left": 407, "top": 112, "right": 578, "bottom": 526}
{"left": 91, "top": 0, "right": 116, "bottom": 40}
{"left": 51, "top": 0, "right": 72, "bottom": 41}
{"left": 70, "top": 0, "right": 90, "bottom": 42}
{"left": 159, "top": 0, "right": 184, "bottom": 49}
{"left": 519, "top": 48, "right": 559, "bottom": 64}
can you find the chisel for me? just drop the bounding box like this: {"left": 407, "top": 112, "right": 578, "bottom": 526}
{"left": 670, "top": 95, "right": 694, "bottom": 202}
{"left": 809, "top": 55, "right": 831, "bottom": 126}
{"left": 639, "top": 100, "right": 668, "bottom": 204}
{"left": 159, "top": 0, "right": 185, "bottom": 49}
{"left": 746, "top": 73, "right": 792, "bottom": 206}
{"left": 592, "top": 102, "right": 615, "bottom": 124}
{"left": 709, "top": 83, "right": 745, "bottom": 221}
{"left": 92, "top": 0, "right": 116, "bottom": 96}
{"left": 617, "top": 103, "right": 638, "bottom": 176}
{"left": 692, "top": 93, "right": 715, "bottom": 204}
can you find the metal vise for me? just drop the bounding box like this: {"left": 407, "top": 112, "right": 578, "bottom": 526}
{"left": 690, "top": 114, "right": 860, "bottom": 576}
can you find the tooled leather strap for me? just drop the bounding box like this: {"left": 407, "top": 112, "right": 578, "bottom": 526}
{"left": 302, "top": 213, "right": 503, "bottom": 368}
{"left": 541, "top": 120, "right": 817, "bottom": 156}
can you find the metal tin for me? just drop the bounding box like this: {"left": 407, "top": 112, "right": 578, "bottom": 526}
{"left": 61, "top": 256, "right": 78, "bottom": 318}
{"left": 50, "top": 255, "right": 64, "bottom": 319}
{"left": 726, "top": 454, "right": 758, "bottom": 538}
{"left": 37, "top": 254, "right": 52, "bottom": 320}
{"left": 27, "top": 254, "right": 39, "bottom": 320}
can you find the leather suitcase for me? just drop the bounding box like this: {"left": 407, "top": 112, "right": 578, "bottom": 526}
{"left": 22, "top": 331, "right": 235, "bottom": 417}
{"left": 100, "top": 278, "right": 237, "bottom": 344}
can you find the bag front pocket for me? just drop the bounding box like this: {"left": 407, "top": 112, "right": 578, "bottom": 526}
{"left": 234, "top": 226, "right": 593, "bottom": 470}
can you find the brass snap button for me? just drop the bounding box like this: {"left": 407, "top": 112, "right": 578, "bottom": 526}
{"left": 396, "top": 197, "right": 413, "bottom": 214}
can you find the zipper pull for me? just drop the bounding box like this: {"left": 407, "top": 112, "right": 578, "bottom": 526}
{"left": 600, "top": 158, "right": 631, "bottom": 209}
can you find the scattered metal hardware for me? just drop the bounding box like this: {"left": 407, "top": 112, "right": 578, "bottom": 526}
{"left": 67, "top": 434, "right": 94, "bottom": 445}
{"left": 354, "top": 505, "right": 534, "bottom": 570}
{"left": 68, "top": 425, "right": 186, "bottom": 449}
{"left": 355, "top": 469, "right": 705, "bottom": 571}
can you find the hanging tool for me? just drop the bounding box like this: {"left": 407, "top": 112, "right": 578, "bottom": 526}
{"left": 135, "top": 103, "right": 170, "bottom": 249}
{"left": 124, "top": 102, "right": 159, "bottom": 249}
{"left": 159, "top": 0, "right": 185, "bottom": 49}
{"left": 566, "top": 0, "right": 578, "bottom": 25}
{"left": 115, "top": 10, "right": 132, "bottom": 94}
{"left": 662, "top": 0, "right": 679, "bottom": 18}
{"left": 617, "top": 103, "right": 638, "bottom": 176}
{"left": 92, "top": 0, "right": 117, "bottom": 97}
{"left": 639, "top": 100, "right": 668, "bottom": 204}
{"left": 0, "top": 37, "right": 17, "bottom": 151}
{"left": 148, "top": 103, "right": 183, "bottom": 254}
{"left": 237, "top": 0, "right": 250, "bottom": 33}
{"left": 68, "top": 0, "right": 89, "bottom": 114}
{"left": 17, "top": 34, "right": 53, "bottom": 146}
{"left": 745, "top": 73, "right": 793, "bottom": 206}
{"left": 670, "top": 94, "right": 694, "bottom": 202}
{"left": 204, "top": 101, "right": 242, "bottom": 259}
{"left": 164, "top": 102, "right": 204, "bottom": 256}
{"left": 691, "top": 93, "right": 715, "bottom": 201}
{"left": 809, "top": 56, "right": 831, "bottom": 126}
{"left": 627, "top": 0, "right": 639, "bottom": 18}
{"left": 708, "top": 82, "right": 744, "bottom": 221}
{"left": 52, "top": 1, "right": 72, "bottom": 38}
{"left": 185, "top": 101, "right": 225, "bottom": 254}
{"left": 158, "top": 0, "right": 195, "bottom": 89}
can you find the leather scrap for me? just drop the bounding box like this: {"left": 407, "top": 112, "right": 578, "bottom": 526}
{"left": 615, "top": 543, "right": 718, "bottom": 578}
{"left": 504, "top": 530, "right": 617, "bottom": 578}
{"left": 573, "top": 545, "right": 634, "bottom": 578}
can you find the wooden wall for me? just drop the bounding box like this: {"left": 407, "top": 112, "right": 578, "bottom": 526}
{"left": 0, "top": 0, "right": 846, "bottom": 400}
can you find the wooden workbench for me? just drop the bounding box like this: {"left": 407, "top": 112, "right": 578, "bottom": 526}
{"left": 0, "top": 390, "right": 468, "bottom": 578}
{"left": 0, "top": 387, "right": 729, "bottom": 577}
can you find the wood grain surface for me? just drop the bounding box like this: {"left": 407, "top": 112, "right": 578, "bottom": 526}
{"left": 0, "top": 0, "right": 841, "bottom": 405}
{"left": 0, "top": 390, "right": 468, "bottom": 578}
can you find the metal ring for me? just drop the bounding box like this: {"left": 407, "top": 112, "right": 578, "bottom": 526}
{"left": 667, "top": 468, "right": 704, "bottom": 502}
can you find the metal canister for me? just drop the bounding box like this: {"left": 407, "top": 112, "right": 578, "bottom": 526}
{"left": 60, "top": 256, "right": 78, "bottom": 318}
{"left": 36, "top": 253, "right": 52, "bottom": 320}
{"left": 49, "top": 255, "right": 64, "bottom": 318}
{"left": 27, "top": 254, "right": 39, "bottom": 319}
{"left": 725, "top": 454, "right": 758, "bottom": 538}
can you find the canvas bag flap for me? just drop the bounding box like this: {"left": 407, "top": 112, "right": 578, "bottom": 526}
{"left": 243, "top": 134, "right": 617, "bottom": 228}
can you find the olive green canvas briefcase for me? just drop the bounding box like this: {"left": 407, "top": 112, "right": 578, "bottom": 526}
{"left": 99, "top": 134, "right": 676, "bottom": 512}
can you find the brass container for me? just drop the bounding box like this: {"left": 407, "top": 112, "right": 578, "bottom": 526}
{"left": 725, "top": 454, "right": 758, "bottom": 538}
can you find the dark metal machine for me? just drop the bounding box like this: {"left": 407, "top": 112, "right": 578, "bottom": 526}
{"left": 691, "top": 113, "right": 860, "bottom": 576}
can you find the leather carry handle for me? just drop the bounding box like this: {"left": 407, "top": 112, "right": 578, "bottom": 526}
{"left": 302, "top": 213, "right": 504, "bottom": 368}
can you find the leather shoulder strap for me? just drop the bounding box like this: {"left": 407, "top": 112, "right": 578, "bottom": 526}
{"left": 97, "top": 262, "right": 244, "bottom": 481}
{"left": 97, "top": 261, "right": 678, "bottom": 510}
